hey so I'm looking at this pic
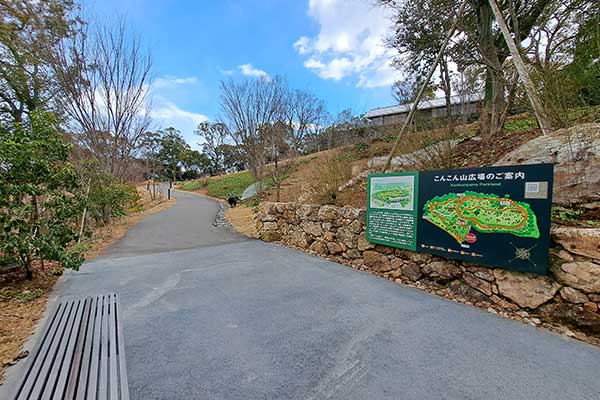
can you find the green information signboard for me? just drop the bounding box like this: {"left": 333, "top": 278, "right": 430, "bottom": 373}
{"left": 366, "top": 172, "right": 419, "bottom": 251}
{"left": 367, "top": 164, "right": 554, "bottom": 275}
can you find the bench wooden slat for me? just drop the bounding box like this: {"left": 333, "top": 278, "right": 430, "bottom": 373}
{"left": 42, "top": 299, "right": 84, "bottom": 400}
{"left": 15, "top": 303, "right": 67, "bottom": 400}
{"left": 98, "top": 295, "right": 109, "bottom": 400}
{"left": 63, "top": 297, "right": 92, "bottom": 400}
{"left": 108, "top": 294, "right": 119, "bottom": 400}
{"left": 76, "top": 296, "right": 99, "bottom": 400}
{"left": 86, "top": 295, "right": 103, "bottom": 400}
{"left": 27, "top": 300, "right": 76, "bottom": 399}
{"left": 12, "top": 294, "right": 130, "bottom": 400}
{"left": 115, "top": 297, "right": 130, "bottom": 400}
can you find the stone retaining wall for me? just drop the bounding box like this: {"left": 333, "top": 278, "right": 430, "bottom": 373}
{"left": 256, "top": 202, "right": 600, "bottom": 342}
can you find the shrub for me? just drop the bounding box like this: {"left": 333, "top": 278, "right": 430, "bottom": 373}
{"left": 530, "top": 66, "right": 583, "bottom": 129}
{"left": 89, "top": 182, "right": 140, "bottom": 224}
{"left": 503, "top": 116, "right": 538, "bottom": 132}
{"left": 406, "top": 134, "right": 459, "bottom": 171}
{"left": 79, "top": 160, "right": 141, "bottom": 225}
{"left": 354, "top": 142, "right": 368, "bottom": 153}
{"left": 0, "top": 112, "right": 84, "bottom": 276}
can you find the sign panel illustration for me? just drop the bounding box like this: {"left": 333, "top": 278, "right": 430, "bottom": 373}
{"left": 367, "top": 164, "right": 554, "bottom": 275}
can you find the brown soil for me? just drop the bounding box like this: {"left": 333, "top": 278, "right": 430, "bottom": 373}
{"left": 226, "top": 205, "right": 259, "bottom": 238}
{"left": 264, "top": 154, "right": 325, "bottom": 203}
{"left": 452, "top": 128, "right": 543, "bottom": 168}
{"left": 334, "top": 128, "right": 544, "bottom": 210}
{"left": 0, "top": 186, "right": 174, "bottom": 383}
{"left": 178, "top": 187, "right": 226, "bottom": 204}
{"left": 0, "top": 260, "right": 58, "bottom": 383}
{"left": 337, "top": 185, "right": 368, "bottom": 209}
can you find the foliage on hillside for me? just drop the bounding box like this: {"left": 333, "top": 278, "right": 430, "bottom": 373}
{"left": 180, "top": 163, "right": 296, "bottom": 200}
{"left": 180, "top": 171, "right": 255, "bottom": 199}
{"left": 244, "top": 110, "right": 598, "bottom": 210}
{"left": 0, "top": 112, "right": 84, "bottom": 276}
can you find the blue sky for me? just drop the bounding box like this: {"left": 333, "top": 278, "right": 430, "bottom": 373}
{"left": 84, "top": 0, "right": 400, "bottom": 148}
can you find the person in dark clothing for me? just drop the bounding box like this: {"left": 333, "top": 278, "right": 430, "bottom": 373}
{"left": 228, "top": 196, "right": 240, "bottom": 207}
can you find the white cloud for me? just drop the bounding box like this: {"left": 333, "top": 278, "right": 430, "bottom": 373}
{"left": 357, "top": 61, "right": 398, "bottom": 89}
{"left": 307, "top": 57, "right": 354, "bottom": 80}
{"left": 150, "top": 98, "right": 209, "bottom": 148}
{"left": 295, "top": 0, "right": 399, "bottom": 88}
{"left": 293, "top": 36, "right": 311, "bottom": 55}
{"left": 220, "top": 68, "right": 234, "bottom": 76}
{"left": 153, "top": 75, "right": 199, "bottom": 89}
{"left": 151, "top": 101, "right": 207, "bottom": 126}
{"left": 238, "top": 63, "right": 270, "bottom": 79}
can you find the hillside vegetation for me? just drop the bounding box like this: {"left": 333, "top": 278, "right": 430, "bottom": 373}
{"left": 183, "top": 109, "right": 600, "bottom": 234}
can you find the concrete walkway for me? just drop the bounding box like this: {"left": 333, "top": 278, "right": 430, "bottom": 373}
{"left": 5, "top": 190, "right": 600, "bottom": 399}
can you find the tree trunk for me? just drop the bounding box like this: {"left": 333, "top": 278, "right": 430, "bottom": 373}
{"left": 383, "top": 0, "right": 469, "bottom": 172}
{"left": 440, "top": 56, "right": 452, "bottom": 116}
{"left": 475, "top": 0, "right": 506, "bottom": 136}
{"left": 23, "top": 255, "right": 33, "bottom": 280}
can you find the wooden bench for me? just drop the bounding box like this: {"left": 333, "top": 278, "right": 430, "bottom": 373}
{"left": 12, "top": 293, "right": 130, "bottom": 400}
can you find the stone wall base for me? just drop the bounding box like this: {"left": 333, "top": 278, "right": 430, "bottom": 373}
{"left": 257, "top": 202, "right": 600, "bottom": 346}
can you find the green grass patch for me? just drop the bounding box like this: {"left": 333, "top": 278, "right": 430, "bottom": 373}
{"left": 206, "top": 171, "right": 255, "bottom": 199}
{"left": 503, "top": 116, "right": 538, "bottom": 132}
{"left": 180, "top": 180, "right": 206, "bottom": 190}
{"left": 12, "top": 288, "right": 44, "bottom": 303}
{"left": 180, "top": 168, "right": 294, "bottom": 200}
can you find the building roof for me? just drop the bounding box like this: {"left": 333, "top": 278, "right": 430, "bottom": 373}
{"left": 365, "top": 93, "right": 483, "bottom": 119}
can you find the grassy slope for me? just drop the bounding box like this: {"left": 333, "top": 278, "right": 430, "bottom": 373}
{"left": 180, "top": 171, "right": 255, "bottom": 200}
{"left": 207, "top": 171, "right": 254, "bottom": 198}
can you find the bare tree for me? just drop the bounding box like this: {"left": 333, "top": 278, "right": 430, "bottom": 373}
{"left": 53, "top": 18, "right": 152, "bottom": 179}
{"left": 265, "top": 89, "right": 327, "bottom": 200}
{"left": 262, "top": 120, "right": 290, "bottom": 201}
{"left": 219, "top": 76, "right": 287, "bottom": 183}
{"left": 284, "top": 89, "right": 327, "bottom": 153}
{"left": 527, "top": 0, "right": 594, "bottom": 66}
{"left": 140, "top": 131, "right": 162, "bottom": 200}
{"left": 380, "top": 0, "right": 577, "bottom": 136}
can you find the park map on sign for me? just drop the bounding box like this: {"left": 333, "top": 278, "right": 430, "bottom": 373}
{"left": 422, "top": 191, "right": 540, "bottom": 243}
{"left": 371, "top": 181, "right": 413, "bottom": 209}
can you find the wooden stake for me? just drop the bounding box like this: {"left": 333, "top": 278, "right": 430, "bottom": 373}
{"left": 77, "top": 178, "right": 92, "bottom": 245}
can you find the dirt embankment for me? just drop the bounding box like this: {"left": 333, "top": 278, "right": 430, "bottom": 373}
{"left": 226, "top": 205, "right": 259, "bottom": 238}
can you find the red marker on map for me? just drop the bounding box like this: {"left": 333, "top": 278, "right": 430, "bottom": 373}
{"left": 466, "top": 233, "right": 477, "bottom": 243}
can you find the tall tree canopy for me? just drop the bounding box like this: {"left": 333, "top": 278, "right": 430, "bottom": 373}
{"left": 0, "top": 0, "right": 80, "bottom": 123}
{"left": 157, "top": 127, "right": 190, "bottom": 181}
{"left": 380, "top": 0, "right": 596, "bottom": 134}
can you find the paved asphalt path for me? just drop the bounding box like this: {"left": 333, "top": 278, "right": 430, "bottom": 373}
{"left": 5, "top": 190, "right": 600, "bottom": 399}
